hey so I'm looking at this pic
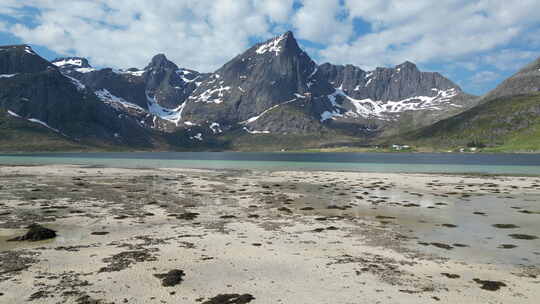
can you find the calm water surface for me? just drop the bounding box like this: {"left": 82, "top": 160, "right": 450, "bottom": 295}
{"left": 1, "top": 152, "right": 540, "bottom": 174}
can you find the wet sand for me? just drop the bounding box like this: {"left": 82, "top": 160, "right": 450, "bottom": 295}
{"left": 0, "top": 165, "right": 539, "bottom": 303}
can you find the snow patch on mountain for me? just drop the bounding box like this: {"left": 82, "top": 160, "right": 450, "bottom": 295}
{"left": 241, "top": 97, "right": 298, "bottom": 124}
{"left": 95, "top": 89, "right": 145, "bottom": 111}
{"left": 256, "top": 33, "right": 286, "bottom": 56}
{"left": 7, "top": 110, "right": 21, "bottom": 118}
{"left": 117, "top": 69, "right": 145, "bottom": 77}
{"left": 53, "top": 58, "right": 84, "bottom": 67}
{"left": 190, "top": 85, "right": 231, "bottom": 104}
{"left": 146, "top": 91, "right": 184, "bottom": 125}
{"left": 7, "top": 108, "right": 65, "bottom": 134}
{"left": 320, "top": 93, "right": 344, "bottom": 122}
{"left": 176, "top": 69, "right": 200, "bottom": 83}
{"left": 210, "top": 122, "right": 222, "bottom": 134}
{"left": 63, "top": 74, "right": 85, "bottom": 91}
{"left": 307, "top": 66, "right": 318, "bottom": 79}
{"left": 189, "top": 133, "right": 203, "bottom": 141}
{"left": 323, "top": 87, "right": 461, "bottom": 121}
{"left": 243, "top": 127, "right": 270, "bottom": 134}
{"left": 75, "top": 67, "right": 95, "bottom": 73}
{"left": 320, "top": 110, "right": 342, "bottom": 122}
{"left": 28, "top": 118, "right": 59, "bottom": 132}
{"left": 24, "top": 46, "right": 35, "bottom": 55}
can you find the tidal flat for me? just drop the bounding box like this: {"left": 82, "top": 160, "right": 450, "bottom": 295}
{"left": 0, "top": 165, "right": 539, "bottom": 303}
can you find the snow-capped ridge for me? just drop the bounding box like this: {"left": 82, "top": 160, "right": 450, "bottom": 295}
{"left": 53, "top": 57, "right": 95, "bottom": 73}
{"left": 254, "top": 31, "right": 300, "bottom": 57}
{"left": 322, "top": 87, "right": 461, "bottom": 122}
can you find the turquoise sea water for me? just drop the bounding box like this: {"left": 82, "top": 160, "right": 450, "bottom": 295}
{"left": 1, "top": 152, "right": 540, "bottom": 174}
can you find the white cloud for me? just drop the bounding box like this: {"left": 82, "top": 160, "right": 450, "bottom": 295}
{"left": 481, "top": 49, "right": 539, "bottom": 71}
{"left": 292, "top": 0, "right": 353, "bottom": 45}
{"left": 470, "top": 71, "right": 501, "bottom": 85}
{"left": 1, "top": 0, "right": 288, "bottom": 71}
{"left": 255, "top": 0, "right": 294, "bottom": 23}
{"left": 321, "top": 0, "right": 540, "bottom": 69}
{"left": 0, "top": 0, "right": 539, "bottom": 85}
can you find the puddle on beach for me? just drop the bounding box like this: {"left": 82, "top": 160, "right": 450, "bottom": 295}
{"left": 293, "top": 186, "right": 540, "bottom": 266}
{"left": 2, "top": 178, "right": 539, "bottom": 268}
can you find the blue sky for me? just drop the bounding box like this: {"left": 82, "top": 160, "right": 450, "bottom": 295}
{"left": 1, "top": 0, "right": 539, "bottom": 95}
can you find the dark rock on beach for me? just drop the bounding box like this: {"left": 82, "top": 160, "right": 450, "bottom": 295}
{"left": 492, "top": 224, "right": 519, "bottom": 229}
{"left": 509, "top": 234, "right": 538, "bottom": 240}
{"left": 154, "top": 269, "right": 185, "bottom": 287}
{"left": 202, "top": 293, "right": 255, "bottom": 304}
{"left": 441, "top": 273, "right": 460, "bottom": 279}
{"left": 430, "top": 242, "right": 453, "bottom": 250}
{"left": 473, "top": 279, "right": 506, "bottom": 291}
{"left": 177, "top": 212, "right": 199, "bottom": 220}
{"left": 7, "top": 224, "right": 56, "bottom": 242}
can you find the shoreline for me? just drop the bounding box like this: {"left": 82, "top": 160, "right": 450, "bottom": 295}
{"left": 0, "top": 165, "right": 539, "bottom": 303}
{"left": 1, "top": 154, "right": 540, "bottom": 177}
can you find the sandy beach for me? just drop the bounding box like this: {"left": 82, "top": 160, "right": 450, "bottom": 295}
{"left": 0, "top": 165, "right": 539, "bottom": 303}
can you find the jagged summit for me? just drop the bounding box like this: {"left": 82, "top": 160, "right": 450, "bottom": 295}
{"left": 252, "top": 31, "right": 304, "bottom": 58}
{"left": 145, "top": 53, "right": 178, "bottom": 70}
{"left": 179, "top": 31, "right": 326, "bottom": 127}
{"left": 395, "top": 61, "right": 418, "bottom": 71}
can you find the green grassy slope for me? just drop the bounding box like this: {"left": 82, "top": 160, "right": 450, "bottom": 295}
{"left": 0, "top": 109, "right": 94, "bottom": 152}
{"left": 402, "top": 94, "right": 540, "bottom": 152}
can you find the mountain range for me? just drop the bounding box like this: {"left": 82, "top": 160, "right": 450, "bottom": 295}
{"left": 1, "top": 31, "right": 538, "bottom": 152}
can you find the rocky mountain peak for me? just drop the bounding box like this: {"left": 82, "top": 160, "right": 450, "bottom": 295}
{"left": 252, "top": 31, "right": 305, "bottom": 58}
{"left": 0, "top": 44, "right": 54, "bottom": 74}
{"left": 395, "top": 61, "right": 419, "bottom": 72}
{"left": 145, "top": 54, "right": 178, "bottom": 70}
{"left": 179, "top": 31, "right": 326, "bottom": 125}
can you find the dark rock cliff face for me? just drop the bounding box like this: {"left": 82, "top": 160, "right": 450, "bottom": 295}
{"left": 181, "top": 31, "right": 333, "bottom": 126}
{"left": 315, "top": 60, "right": 477, "bottom": 136}
{"left": 0, "top": 45, "right": 54, "bottom": 74}
{"left": 0, "top": 46, "right": 154, "bottom": 147}
{"left": 78, "top": 68, "right": 148, "bottom": 108}
{"left": 144, "top": 54, "right": 203, "bottom": 109}
{"left": 57, "top": 54, "right": 205, "bottom": 117}
{"left": 318, "top": 61, "right": 460, "bottom": 101}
